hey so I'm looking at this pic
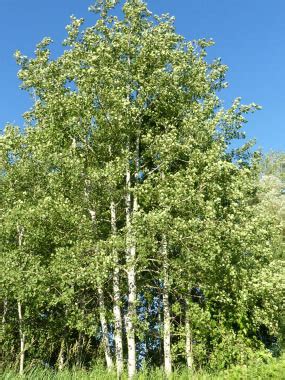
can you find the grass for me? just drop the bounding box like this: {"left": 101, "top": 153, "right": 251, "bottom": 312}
{"left": 2, "top": 355, "right": 285, "bottom": 379}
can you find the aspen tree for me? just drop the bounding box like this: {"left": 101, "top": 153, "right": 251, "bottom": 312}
{"left": 17, "top": 226, "right": 25, "bottom": 376}
{"left": 2, "top": 0, "right": 282, "bottom": 374}
{"left": 111, "top": 200, "right": 124, "bottom": 376}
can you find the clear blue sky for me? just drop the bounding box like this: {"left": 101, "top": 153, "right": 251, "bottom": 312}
{"left": 0, "top": 0, "right": 284, "bottom": 152}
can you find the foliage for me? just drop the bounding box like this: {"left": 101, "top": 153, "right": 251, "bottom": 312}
{"left": 1, "top": 355, "right": 285, "bottom": 379}
{"left": 1, "top": 0, "right": 284, "bottom": 376}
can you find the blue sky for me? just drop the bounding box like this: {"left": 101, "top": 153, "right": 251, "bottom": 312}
{"left": 0, "top": 0, "right": 284, "bottom": 152}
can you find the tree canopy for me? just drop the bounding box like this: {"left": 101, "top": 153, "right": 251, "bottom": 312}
{"left": 1, "top": 1, "right": 284, "bottom": 377}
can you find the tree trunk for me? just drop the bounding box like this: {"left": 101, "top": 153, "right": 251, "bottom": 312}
{"left": 75, "top": 331, "right": 85, "bottom": 368}
{"left": 58, "top": 339, "right": 65, "bottom": 371}
{"left": 185, "top": 300, "right": 194, "bottom": 370}
{"left": 161, "top": 235, "right": 172, "bottom": 376}
{"left": 125, "top": 159, "right": 137, "bottom": 379}
{"left": 157, "top": 298, "right": 163, "bottom": 367}
{"left": 17, "top": 301, "right": 25, "bottom": 376}
{"left": 111, "top": 200, "right": 124, "bottom": 377}
{"left": 89, "top": 209, "right": 113, "bottom": 370}
{"left": 98, "top": 287, "right": 114, "bottom": 370}
{"left": 17, "top": 226, "right": 25, "bottom": 376}
{"left": 2, "top": 299, "right": 8, "bottom": 335}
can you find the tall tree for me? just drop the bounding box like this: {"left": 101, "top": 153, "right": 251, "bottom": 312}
{"left": 1, "top": 0, "right": 283, "bottom": 376}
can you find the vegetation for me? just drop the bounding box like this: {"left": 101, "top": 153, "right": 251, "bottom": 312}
{"left": 2, "top": 355, "right": 285, "bottom": 379}
{"left": 1, "top": 0, "right": 284, "bottom": 378}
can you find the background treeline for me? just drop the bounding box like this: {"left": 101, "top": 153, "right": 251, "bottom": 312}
{"left": 1, "top": 1, "right": 284, "bottom": 378}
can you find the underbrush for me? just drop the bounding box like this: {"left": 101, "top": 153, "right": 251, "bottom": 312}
{"left": 2, "top": 354, "right": 285, "bottom": 379}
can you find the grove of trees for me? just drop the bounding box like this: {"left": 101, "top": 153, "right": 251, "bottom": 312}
{"left": 1, "top": 1, "right": 284, "bottom": 377}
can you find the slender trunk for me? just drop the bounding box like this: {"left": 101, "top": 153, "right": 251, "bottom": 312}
{"left": 17, "top": 226, "right": 25, "bottom": 376}
{"left": 157, "top": 298, "right": 163, "bottom": 367}
{"left": 2, "top": 299, "right": 8, "bottom": 335}
{"left": 89, "top": 209, "right": 113, "bottom": 370}
{"left": 185, "top": 299, "right": 193, "bottom": 370}
{"left": 161, "top": 235, "right": 172, "bottom": 376}
{"left": 124, "top": 40, "right": 138, "bottom": 377}
{"left": 98, "top": 287, "right": 114, "bottom": 369}
{"left": 75, "top": 331, "right": 85, "bottom": 368}
{"left": 18, "top": 301, "right": 25, "bottom": 376}
{"left": 58, "top": 339, "right": 65, "bottom": 371}
{"left": 111, "top": 200, "right": 124, "bottom": 377}
{"left": 125, "top": 159, "right": 137, "bottom": 379}
{"left": 125, "top": 135, "right": 140, "bottom": 378}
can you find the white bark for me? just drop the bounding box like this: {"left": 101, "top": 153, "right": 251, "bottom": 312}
{"left": 185, "top": 300, "right": 193, "bottom": 370}
{"left": 98, "top": 287, "right": 114, "bottom": 370}
{"left": 17, "top": 226, "right": 25, "bottom": 376}
{"left": 161, "top": 235, "right": 172, "bottom": 376}
{"left": 2, "top": 299, "right": 8, "bottom": 334}
{"left": 89, "top": 209, "right": 113, "bottom": 370}
{"left": 123, "top": 41, "right": 139, "bottom": 378}
{"left": 58, "top": 339, "right": 65, "bottom": 371}
{"left": 111, "top": 200, "right": 124, "bottom": 377}
{"left": 157, "top": 300, "right": 163, "bottom": 365}
{"left": 125, "top": 159, "right": 137, "bottom": 379}
{"left": 18, "top": 301, "right": 25, "bottom": 376}
{"left": 75, "top": 332, "right": 84, "bottom": 367}
{"left": 126, "top": 263, "right": 136, "bottom": 379}
{"left": 125, "top": 137, "right": 140, "bottom": 378}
